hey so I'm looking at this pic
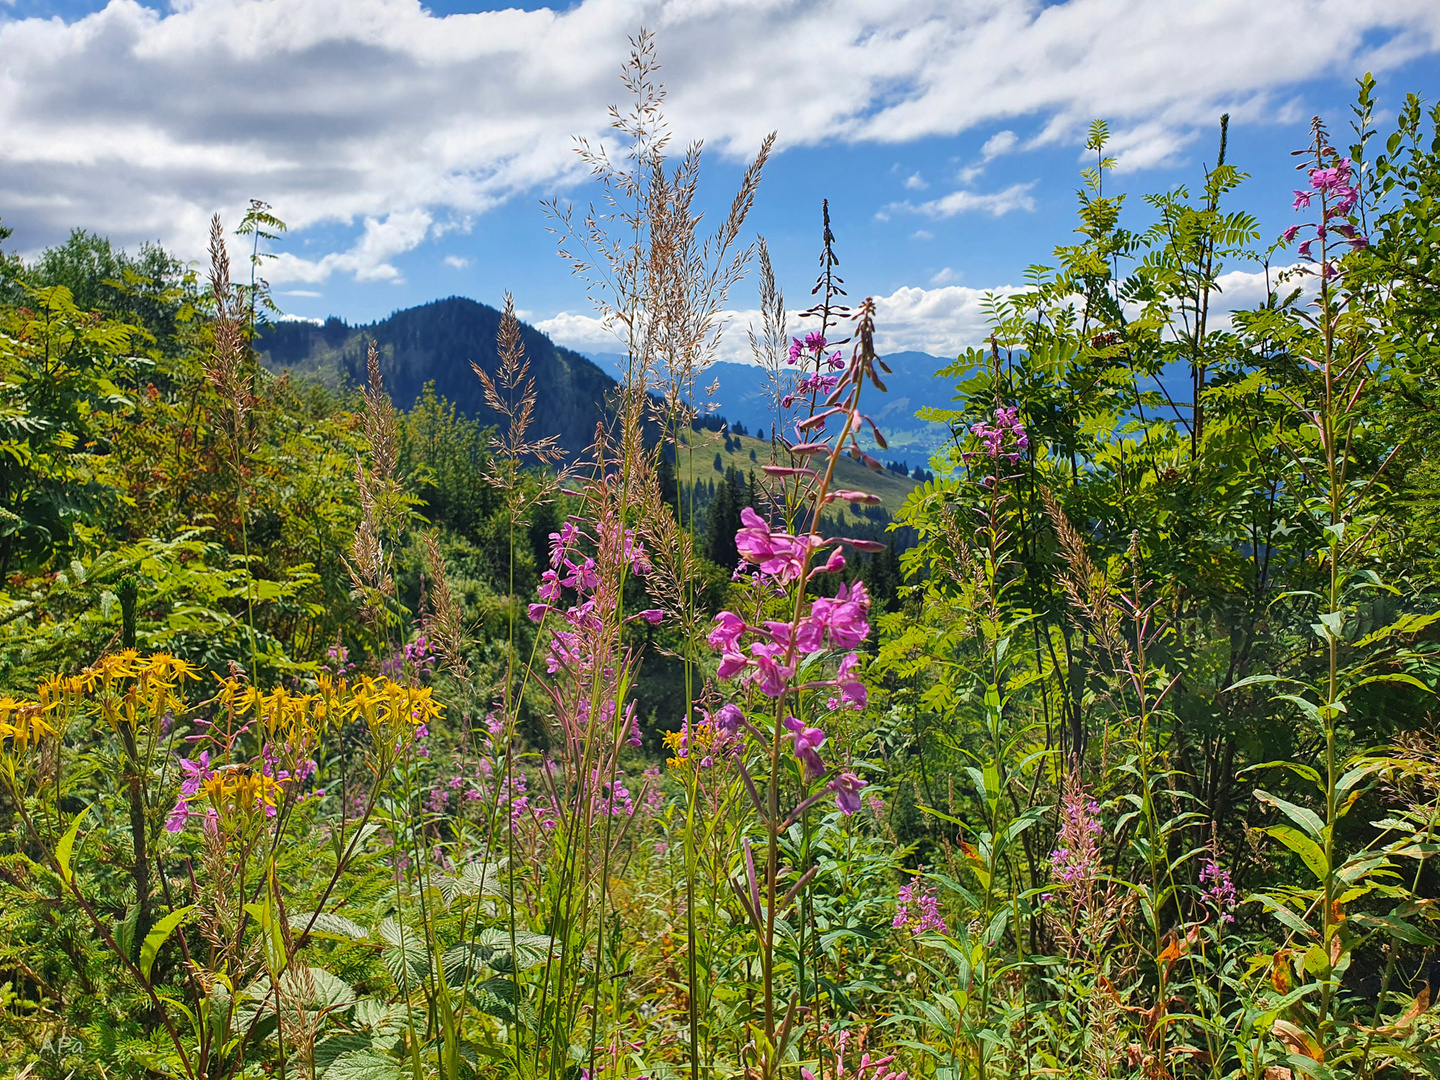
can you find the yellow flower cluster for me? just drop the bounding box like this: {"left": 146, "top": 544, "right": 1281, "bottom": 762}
{"left": 76, "top": 650, "right": 198, "bottom": 731}
{"left": 3, "top": 651, "right": 196, "bottom": 751}
{"left": 211, "top": 672, "right": 441, "bottom": 744}
{"left": 200, "top": 765, "right": 283, "bottom": 828}
{"left": 662, "top": 719, "right": 722, "bottom": 772}
{"left": 345, "top": 675, "right": 443, "bottom": 753}
{"left": 0, "top": 696, "right": 55, "bottom": 752}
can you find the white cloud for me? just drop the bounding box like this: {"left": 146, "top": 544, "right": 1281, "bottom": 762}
{"left": 980, "top": 129, "right": 1018, "bottom": 160}
{"left": 889, "top": 182, "right": 1037, "bottom": 219}
{"left": 540, "top": 262, "right": 1305, "bottom": 370}
{"left": 281, "top": 288, "right": 321, "bottom": 297}
{"left": 541, "top": 277, "right": 1022, "bottom": 366}
{"left": 929, "top": 266, "right": 957, "bottom": 286}
{"left": 910, "top": 229, "right": 934, "bottom": 241}
{"left": 443, "top": 255, "right": 471, "bottom": 269}
{"left": 268, "top": 209, "right": 433, "bottom": 283}
{"left": 533, "top": 310, "right": 627, "bottom": 353}
{"left": 1, "top": 0, "right": 1436, "bottom": 277}
{"left": 903, "top": 171, "right": 928, "bottom": 190}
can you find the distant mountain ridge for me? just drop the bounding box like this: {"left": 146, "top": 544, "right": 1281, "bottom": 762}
{"left": 588, "top": 349, "right": 964, "bottom": 467}
{"left": 258, "top": 297, "right": 619, "bottom": 457}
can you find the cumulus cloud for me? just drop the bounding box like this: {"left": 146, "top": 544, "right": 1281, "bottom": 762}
{"left": 540, "top": 261, "right": 1310, "bottom": 367}
{"left": 1, "top": 0, "right": 1436, "bottom": 277}
{"left": 980, "top": 129, "right": 1018, "bottom": 160}
{"left": 888, "top": 182, "right": 1037, "bottom": 220}
{"left": 541, "top": 276, "right": 1020, "bottom": 365}
{"left": 443, "top": 254, "right": 471, "bottom": 269}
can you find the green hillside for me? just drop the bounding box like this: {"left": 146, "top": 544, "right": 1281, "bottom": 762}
{"left": 676, "top": 427, "right": 917, "bottom": 519}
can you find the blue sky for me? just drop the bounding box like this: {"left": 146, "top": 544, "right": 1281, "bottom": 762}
{"left": 2, "top": 1, "right": 1438, "bottom": 360}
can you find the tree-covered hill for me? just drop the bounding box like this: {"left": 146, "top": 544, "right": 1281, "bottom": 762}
{"left": 258, "top": 296, "right": 618, "bottom": 457}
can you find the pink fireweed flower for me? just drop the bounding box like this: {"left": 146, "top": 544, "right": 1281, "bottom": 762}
{"left": 548, "top": 521, "right": 578, "bottom": 565}
{"left": 808, "top": 581, "right": 872, "bottom": 650}
{"left": 708, "top": 611, "right": 747, "bottom": 652}
{"left": 749, "top": 643, "right": 794, "bottom": 698}
{"left": 713, "top": 703, "right": 744, "bottom": 736}
{"left": 1050, "top": 782, "right": 1103, "bottom": 888}
{"left": 717, "top": 651, "right": 748, "bottom": 680}
{"left": 734, "top": 507, "right": 815, "bottom": 582}
{"left": 1199, "top": 853, "right": 1237, "bottom": 924}
{"left": 968, "top": 405, "right": 1029, "bottom": 463}
{"left": 1293, "top": 189, "right": 1314, "bottom": 210}
{"left": 782, "top": 715, "right": 827, "bottom": 778}
{"left": 639, "top": 608, "right": 664, "bottom": 625}
{"left": 829, "top": 771, "right": 868, "bottom": 814}
{"left": 894, "top": 880, "right": 946, "bottom": 935}
{"left": 835, "top": 651, "right": 867, "bottom": 709}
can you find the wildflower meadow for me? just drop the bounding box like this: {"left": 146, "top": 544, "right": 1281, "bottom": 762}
{"left": 1, "top": 34, "right": 1438, "bottom": 1080}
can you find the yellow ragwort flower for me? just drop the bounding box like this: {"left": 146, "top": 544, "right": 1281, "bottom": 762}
{"left": 0, "top": 697, "right": 56, "bottom": 752}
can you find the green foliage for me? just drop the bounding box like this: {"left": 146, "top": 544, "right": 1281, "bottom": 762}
{"left": 2, "top": 72, "right": 1440, "bottom": 1080}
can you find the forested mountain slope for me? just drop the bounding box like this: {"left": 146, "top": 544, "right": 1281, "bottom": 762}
{"left": 259, "top": 296, "right": 618, "bottom": 456}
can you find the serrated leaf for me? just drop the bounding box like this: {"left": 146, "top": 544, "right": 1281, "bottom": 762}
{"left": 313, "top": 1034, "right": 372, "bottom": 1074}
{"left": 378, "top": 918, "right": 428, "bottom": 992}
{"left": 291, "top": 912, "right": 369, "bottom": 942}
{"left": 295, "top": 966, "right": 356, "bottom": 1013}
{"left": 467, "top": 976, "right": 531, "bottom": 1025}
{"left": 140, "top": 905, "right": 195, "bottom": 982}
{"left": 323, "top": 1050, "right": 405, "bottom": 1080}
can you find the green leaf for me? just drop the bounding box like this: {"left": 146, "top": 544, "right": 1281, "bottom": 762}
{"left": 313, "top": 1035, "right": 372, "bottom": 1075}
{"left": 377, "top": 918, "right": 428, "bottom": 992}
{"left": 323, "top": 1050, "right": 405, "bottom": 1080}
{"left": 1354, "top": 672, "right": 1433, "bottom": 693}
{"left": 1263, "top": 825, "right": 1329, "bottom": 882}
{"left": 290, "top": 912, "right": 369, "bottom": 942}
{"left": 299, "top": 967, "right": 356, "bottom": 1013}
{"left": 140, "top": 905, "right": 195, "bottom": 982}
{"left": 54, "top": 805, "right": 91, "bottom": 888}
{"left": 1255, "top": 790, "right": 1325, "bottom": 840}
{"left": 1239, "top": 760, "right": 1322, "bottom": 788}
{"left": 1225, "top": 674, "right": 1298, "bottom": 692}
